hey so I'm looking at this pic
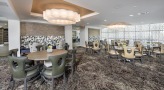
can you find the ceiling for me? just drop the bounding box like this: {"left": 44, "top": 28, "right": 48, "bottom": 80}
{"left": 0, "top": 0, "right": 164, "bottom": 26}
{"left": 0, "top": 0, "right": 18, "bottom": 20}
{"left": 31, "top": 0, "right": 94, "bottom": 17}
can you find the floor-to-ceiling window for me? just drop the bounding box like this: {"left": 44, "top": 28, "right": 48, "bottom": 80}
{"left": 101, "top": 23, "right": 164, "bottom": 46}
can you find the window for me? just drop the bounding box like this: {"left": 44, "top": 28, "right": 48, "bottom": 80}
{"left": 101, "top": 23, "right": 164, "bottom": 45}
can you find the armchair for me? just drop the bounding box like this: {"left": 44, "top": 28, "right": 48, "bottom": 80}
{"left": 41, "top": 53, "right": 67, "bottom": 90}
{"left": 8, "top": 56, "right": 40, "bottom": 90}
{"left": 122, "top": 47, "right": 136, "bottom": 63}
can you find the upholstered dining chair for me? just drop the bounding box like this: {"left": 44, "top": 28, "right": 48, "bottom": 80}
{"left": 36, "top": 45, "right": 44, "bottom": 51}
{"left": 84, "top": 41, "right": 92, "bottom": 54}
{"left": 8, "top": 56, "right": 40, "bottom": 90}
{"left": 153, "top": 44, "right": 164, "bottom": 60}
{"left": 64, "top": 43, "right": 69, "bottom": 50}
{"left": 122, "top": 47, "right": 136, "bottom": 63}
{"left": 9, "top": 49, "right": 34, "bottom": 68}
{"left": 107, "top": 44, "right": 119, "bottom": 59}
{"left": 66, "top": 49, "right": 77, "bottom": 80}
{"left": 0, "top": 44, "right": 9, "bottom": 57}
{"left": 92, "top": 41, "right": 101, "bottom": 54}
{"left": 111, "top": 40, "right": 115, "bottom": 46}
{"left": 135, "top": 44, "right": 146, "bottom": 63}
{"left": 9, "top": 49, "right": 18, "bottom": 56}
{"left": 41, "top": 53, "right": 67, "bottom": 90}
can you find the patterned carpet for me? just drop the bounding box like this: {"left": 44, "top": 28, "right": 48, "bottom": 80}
{"left": 0, "top": 47, "right": 164, "bottom": 90}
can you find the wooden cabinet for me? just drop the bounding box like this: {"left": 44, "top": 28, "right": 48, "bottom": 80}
{"left": 0, "top": 28, "right": 8, "bottom": 44}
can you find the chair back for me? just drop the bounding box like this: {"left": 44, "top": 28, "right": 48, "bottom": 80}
{"left": 123, "top": 47, "right": 135, "bottom": 58}
{"left": 160, "top": 44, "right": 164, "bottom": 53}
{"left": 0, "top": 44, "right": 9, "bottom": 57}
{"left": 126, "top": 40, "right": 129, "bottom": 46}
{"left": 8, "top": 56, "right": 27, "bottom": 79}
{"left": 49, "top": 53, "right": 67, "bottom": 76}
{"left": 138, "top": 44, "right": 143, "bottom": 53}
{"left": 111, "top": 40, "right": 114, "bottom": 46}
{"left": 107, "top": 44, "right": 111, "bottom": 52}
{"left": 36, "top": 45, "right": 44, "bottom": 51}
{"left": 64, "top": 43, "right": 69, "bottom": 50}
{"left": 93, "top": 41, "right": 99, "bottom": 49}
{"left": 9, "top": 49, "right": 18, "bottom": 56}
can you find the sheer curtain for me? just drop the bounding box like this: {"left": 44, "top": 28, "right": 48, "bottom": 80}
{"left": 101, "top": 23, "right": 164, "bottom": 45}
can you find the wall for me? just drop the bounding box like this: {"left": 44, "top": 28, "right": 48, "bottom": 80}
{"left": 20, "top": 22, "right": 64, "bottom": 36}
{"left": 88, "top": 28, "right": 100, "bottom": 41}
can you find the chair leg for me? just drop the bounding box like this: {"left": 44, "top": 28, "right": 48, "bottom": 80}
{"left": 24, "top": 78, "right": 27, "bottom": 90}
{"left": 124, "top": 58, "right": 126, "bottom": 63}
{"left": 108, "top": 55, "right": 110, "bottom": 60}
{"left": 63, "top": 72, "right": 66, "bottom": 90}
{"left": 140, "top": 57, "right": 143, "bottom": 63}
{"left": 11, "top": 80, "right": 15, "bottom": 90}
{"left": 51, "top": 78, "right": 54, "bottom": 90}
{"left": 8, "top": 75, "right": 13, "bottom": 90}
{"left": 71, "top": 65, "right": 74, "bottom": 81}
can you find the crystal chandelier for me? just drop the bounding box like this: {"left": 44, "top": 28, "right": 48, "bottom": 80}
{"left": 43, "top": 9, "right": 80, "bottom": 25}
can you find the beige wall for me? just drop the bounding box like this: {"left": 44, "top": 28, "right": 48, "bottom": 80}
{"left": 20, "top": 22, "right": 64, "bottom": 36}
{"left": 88, "top": 28, "right": 100, "bottom": 37}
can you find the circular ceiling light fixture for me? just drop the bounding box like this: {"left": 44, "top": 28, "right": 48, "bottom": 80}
{"left": 43, "top": 9, "right": 80, "bottom": 25}
{"left": 129, "top": 14, "right": 134, "bottom": 17}
{"left": 107, "top": 22, "right": 130, "bottom": 28}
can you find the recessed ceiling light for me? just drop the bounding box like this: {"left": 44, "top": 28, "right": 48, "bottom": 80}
{"left": 87, "top": 23, "right": 89, "bottom": 24}
{"left": 129, "top": 15, "right": 134, "bottom": 17}
{"left": 137, "top": 13, "right": 141, "bottom": 15}
{"left": 137, "top": 12, "right": 150, "bottom": 15}
{"left": 104, "top": 20, "right": 107, "bottom": 22}
{"left": 145, "top": 12, "right": 149, "bottom": 14}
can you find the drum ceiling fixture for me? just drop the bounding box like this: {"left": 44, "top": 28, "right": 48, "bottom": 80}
{"left": 43, "top": 9, "right": 80, "bottom": 25}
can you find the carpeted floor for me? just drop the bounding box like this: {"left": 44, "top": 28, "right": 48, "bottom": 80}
{"left": 0, "top": 47, "right": 164, "bottom": 90}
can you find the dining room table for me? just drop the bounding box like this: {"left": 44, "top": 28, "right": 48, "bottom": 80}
{"left": 27, "top": 49, "right": 68, "bottom": 61}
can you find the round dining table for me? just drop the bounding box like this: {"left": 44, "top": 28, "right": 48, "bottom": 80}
{"left": 27, "top": 49, "right": 68, "bottom": 61}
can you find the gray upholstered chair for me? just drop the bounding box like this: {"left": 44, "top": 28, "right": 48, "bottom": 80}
{"left": 64, "top": 43, "right": 69, "bottom": 50}
{"left": 36, "top": 45, "right": 44, "bottom": 51}
{"left": 9, "top": 49, "right": 34, "bottom": 68}
{"left": 41, "top": 53, "right": 67, "bottom": 90}
{"left": 66, "top": 49, "right": 77, "bottom": 80}
{"left": 9, "top": 49, "right": 18, "bottom": 56}
{"left": 0, "top": 44, "right": 9, "bottom": 57}
{"left": 8, "top": 56, "right": 40, "bottom": 90}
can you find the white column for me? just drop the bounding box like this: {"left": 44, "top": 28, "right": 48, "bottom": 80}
{"left": 80, "top": 26, "right": 88, "bottom": 46}
{"left": 8, "top": 20, "right": 20, "bottom": 57}
{"left": 65, "top": 25, "right": 73, "bottom": 49}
